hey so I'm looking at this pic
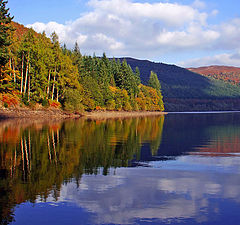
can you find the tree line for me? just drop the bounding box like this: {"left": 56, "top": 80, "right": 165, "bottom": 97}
{"left": 0, "top": 1, "right": 164, "bottom": 112}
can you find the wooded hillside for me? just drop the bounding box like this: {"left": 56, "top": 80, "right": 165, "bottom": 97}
{"left": 0, "top": 4, "right": 164, "bottom": 113}
{"left": 188, "top": 66, "right": 240, "bottom": 86}
{"left": 122, "top": 58, "right": 240, "bottom": 111}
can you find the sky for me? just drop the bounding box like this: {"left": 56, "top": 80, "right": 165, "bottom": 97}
{"left": 7, "top": 0, "right": 240, "bottom": 67}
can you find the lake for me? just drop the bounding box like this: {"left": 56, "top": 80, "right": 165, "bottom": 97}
{"left": 1, "top": 112, "right": 240, "bottom": 225}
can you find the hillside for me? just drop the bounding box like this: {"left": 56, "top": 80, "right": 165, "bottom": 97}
{"left": 188, "top": 66, "right": 240, "bottom": 86}
{"left": 1, "top": 21, "right": 165, "bottom": 113}
{"left": 118, "top": 58, "right": 240, "bottom": 111}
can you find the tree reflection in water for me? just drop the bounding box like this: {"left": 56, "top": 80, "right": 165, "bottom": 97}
{"left": 0, "top": 116, "right": 165, "bottom": 224}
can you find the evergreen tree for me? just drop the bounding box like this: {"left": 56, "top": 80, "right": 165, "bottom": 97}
{"left": 72, "top": 41, "right": 82, "bottom": 65}
{"left": 0, "top": 0, "right": 13, "bottom": 91}
{"left": 135, "top": 67, "right": 141, "bottom": 86}
{"left": 148, "top": 71, "right": 161, "bottom": 92}
{"left": 0, "top": 0, "right": 13, "bottom": 67}
{"left": 62, "top": 43, "right": 68, "bottom": 55}
{"left": 119, "top": 59, "right": 139, "bottom": 96}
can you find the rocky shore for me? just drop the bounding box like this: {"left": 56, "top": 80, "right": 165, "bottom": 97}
{"left": 0, "top": 108, "right": 166, "bottom": 120}
{"left": 0, "top": 108, "right": 82, "bottom": 119}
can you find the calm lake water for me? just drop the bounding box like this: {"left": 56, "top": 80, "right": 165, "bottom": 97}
{"left": 1, "top": 113, "right": 240, "bottom": 225}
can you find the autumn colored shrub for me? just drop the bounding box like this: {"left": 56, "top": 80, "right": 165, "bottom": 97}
{"left": 1, "top": 94, "right": 20, "bottom": 108}
{"left": 95, "top": 106, "right": 106, "bottom": 111}
{"left": 49, "top": 100, "right": 61, "bottom": 108}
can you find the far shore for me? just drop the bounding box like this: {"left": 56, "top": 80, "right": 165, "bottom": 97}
{"left": 0, "top": 108, "right": 166, "bottom": 120}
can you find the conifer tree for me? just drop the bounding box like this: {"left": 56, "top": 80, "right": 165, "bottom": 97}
{"left": 0, "top": 0, "right": 13, "bottom": 91}
{"left": 0, "top": 0, "right": 13, "bottom": 67}
{"left": 148, "top": 71, "right": 161, "bottom": 91}
{"left": 135, "top": 67, "right": 141, "bottom": 86}
{"left": 72, "top": 41, "right": 81, "bottom": 64}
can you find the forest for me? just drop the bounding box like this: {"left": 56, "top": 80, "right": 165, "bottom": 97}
{"left": 0, "top": 1, "right": 164, "bottom": 112}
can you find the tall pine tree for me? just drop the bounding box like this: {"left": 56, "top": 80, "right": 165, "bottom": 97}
{"left": 148, "top": 71, "right": 161, "bottom": 92}
{"left": 0, "top": 0, "right": 13, "bottom": 67}
{"left": 0, "top": 0, "right": 13, "bottom": 91}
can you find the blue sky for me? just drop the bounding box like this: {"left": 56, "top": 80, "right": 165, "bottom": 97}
{"left": 8, "top": 0, "right": 240, "bottom": 67}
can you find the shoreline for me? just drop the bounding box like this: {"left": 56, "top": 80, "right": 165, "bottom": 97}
{"left": 0, "top": 108, "right": 166, "bottom": 120}
{"left": 0, "top": 108, "right": 82, "bottom": 120}
{"left": 83, "top": 111, "right": 167, "bottom": 119}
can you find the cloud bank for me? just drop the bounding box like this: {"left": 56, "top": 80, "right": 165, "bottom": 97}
{"left": 179, "top": 51, "right": 240, "bottom": 67}
{"left": 27, "top": 0, "right": 240, "bottom": 66}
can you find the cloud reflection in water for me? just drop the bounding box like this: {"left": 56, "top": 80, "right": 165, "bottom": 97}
{"left": 42, "top": 155, "right": 240, "bottom": 225}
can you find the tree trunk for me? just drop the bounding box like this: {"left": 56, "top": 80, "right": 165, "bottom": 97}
{"left": 20, "top": 54, "right": 24, "bottom": 93}
{"left": 52, "top": 67, "right": 56, "bottom": 100}
{"left": 56, "top": 88, "right": 59, "bottom": 102}
{"left": 47, "top": 70, "right": 51, "bottom": 97}
{"left": 13, "top": 58, "right": 16, "bottom": 83}
{"left": 24, "top": 52, "right": 30, "bottom": 94}
{"left": 28, "top": 71, "right": 31, "bottom": 102}
{"left": 9, "top": 58, "right": 12, "bottom": 77}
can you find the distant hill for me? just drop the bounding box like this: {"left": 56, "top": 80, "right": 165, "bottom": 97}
{"left": 188, "top": 66, "right": 240, "bottom": 86}
{"left": 117, "top": 58, "right": 240, "bottom": 111}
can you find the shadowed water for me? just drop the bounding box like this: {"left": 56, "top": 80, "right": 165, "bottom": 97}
{"left": 1, "top": 113, "right": 240, "bottom": 225}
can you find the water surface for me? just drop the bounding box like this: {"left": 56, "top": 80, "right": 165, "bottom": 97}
{"left": 1, "top": 113, "right": 240, "bottom": 224}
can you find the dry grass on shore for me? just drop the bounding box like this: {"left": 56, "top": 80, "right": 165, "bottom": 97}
{"left": 0, "top": 108, "right": 166, "bottom": 120}
{"left": 84, "top": 111, "right": 166, "bottom": 119}
{"left": 0, "top": 108, "right": 81, "bottom": 119}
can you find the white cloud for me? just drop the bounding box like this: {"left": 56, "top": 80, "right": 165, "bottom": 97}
{"left": 26, "top": 0, "right": 240, "bottom": 65}
{"left": 192, "top": 0, "right": 206, "bottom": 10}
{"left": 178, "top": 51, "right": 240, "bottom": 67}
{"left": 211, "top": 9, "right": 219, "bottom": 16}
{"left": 88, "top": 0, "right": 206, "bottom": 27}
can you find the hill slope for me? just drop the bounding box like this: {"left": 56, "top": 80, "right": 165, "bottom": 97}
{"left": 118, "top": 58, "right": 240, "bottom": 111}
{"left": 188, "top": 66, "right": 240, "bottom": 86}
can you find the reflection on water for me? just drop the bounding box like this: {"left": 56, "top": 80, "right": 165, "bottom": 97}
{"left": 0, "top": 117, "right": 165, "bottom": 224}
{"left": 1, "top": 113, "right": 240, "bottom": 224}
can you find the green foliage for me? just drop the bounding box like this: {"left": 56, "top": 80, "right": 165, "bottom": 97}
{"left": 0, "top": 0, "right": 13, "bottom": 67}
{"left": 41, "top": 98, "right": 49, "bottom": 107}
{"left": 21, "top": 94, "right": 29, "bottom": 106}
{"left": 0, "top": 0, "right": 14, "bottom": 92}
{"left": 106, "top": 99, "right": 115, "bottom": 110}
{"left": 148, "top": 71, "right": 161, "bottom": 91}
{"left": 63, "top": 88, "right": 84, "bottom": 112}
